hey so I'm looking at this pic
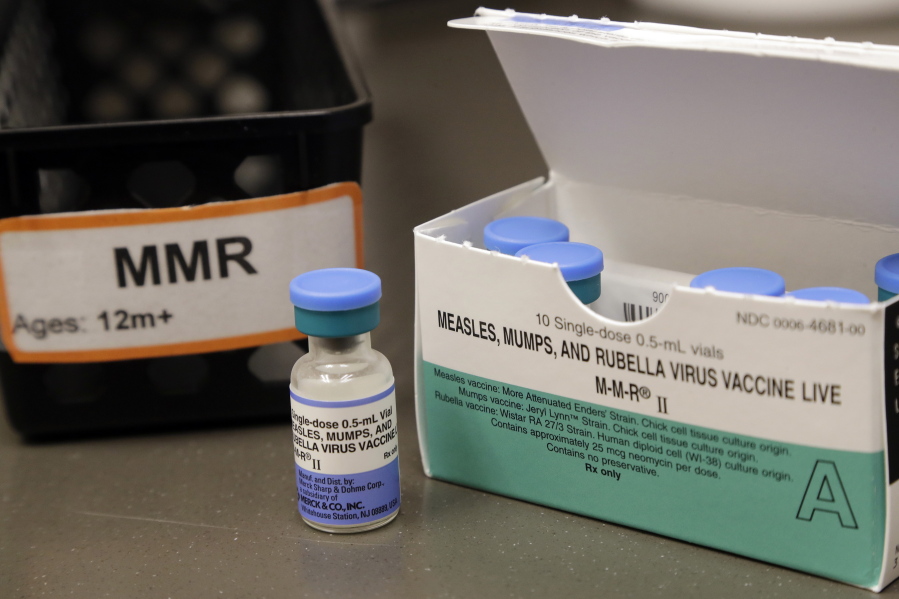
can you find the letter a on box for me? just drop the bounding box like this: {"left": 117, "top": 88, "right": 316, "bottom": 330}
{"left": 796, "top": 460, "right": 858, "bottom": 529}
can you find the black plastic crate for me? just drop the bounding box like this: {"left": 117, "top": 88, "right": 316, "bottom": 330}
{"left": 0, "top": 0, "right": 371, "bottom": 438}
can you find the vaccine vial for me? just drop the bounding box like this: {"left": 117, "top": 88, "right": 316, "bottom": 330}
{"left": 515, "top": 241, "right": 604, "bottom": 304}
{"left": 876, "top": 253, "right": 899, "bottom": 301}
{"left": 690, "top": 267, "right": 785, "bottom": 296}
{"left": 786, "top": 287, "right": 870, "bottom": 304}
{"left": 484, "top": 216, "right": 569, "bottom": 255}
{"left": 289, "top": 268, "right": 400, "bottom": 533}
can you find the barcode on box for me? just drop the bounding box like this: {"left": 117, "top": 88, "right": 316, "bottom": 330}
{"left": 623, "top": 303, "right": 654, "bottom": 322}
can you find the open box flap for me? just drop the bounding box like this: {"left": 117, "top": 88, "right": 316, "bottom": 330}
{"left": 449, "top": 9, "right": 899, "bottom": 230}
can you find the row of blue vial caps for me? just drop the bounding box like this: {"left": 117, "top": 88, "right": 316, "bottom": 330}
{"left": 483, "top": 216, "right": 899, "bottom": 305}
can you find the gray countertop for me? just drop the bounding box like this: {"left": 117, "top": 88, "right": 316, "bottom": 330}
{"left": 4, "top": 0, "right": 899, "bottom": 596}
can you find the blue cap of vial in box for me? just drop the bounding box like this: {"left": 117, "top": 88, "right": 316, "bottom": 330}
{"left": 484, "top": 216, "right": 569, "bottom": 255}
{"left": 289, "top": 268, "right": 381, "bottom": 337}
{"left": 515, "top": 241, "right": 604, "bottom": 304}
{"left": 690, "top": 267, "right": 785, "bottom": 297}
{"left": 876, "top": 253, "right": 899, "bottom": 295}
{"left": 786, "top": 287, "right": 870, "bottom": 304}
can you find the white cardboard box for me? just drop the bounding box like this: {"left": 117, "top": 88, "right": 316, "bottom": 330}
{"left": 414, "top": 9, "right": 899, "bottom": 591}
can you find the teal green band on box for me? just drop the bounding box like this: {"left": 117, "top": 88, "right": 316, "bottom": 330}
{"left": 879, "top": 288, "right": 897, "bottom": 302}
{"left": 294, "top": 302, "right": 380, "bottom": 337}
{"left": 567, "top": 274, "right": 601, "bottom": 304}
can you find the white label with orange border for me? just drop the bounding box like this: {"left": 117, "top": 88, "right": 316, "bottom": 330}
{"left": 0, "top": 182, "right": 363, "bottom": 363}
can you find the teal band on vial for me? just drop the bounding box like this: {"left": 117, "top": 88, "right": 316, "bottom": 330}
{"left": 567, "top": 274, "right": 601, "bottom": 304}
{"left": 294, "top": 302, "right": 380, "bottom": 338}
{"left": 879, "top": 288, "right": 897, "bottom": 302}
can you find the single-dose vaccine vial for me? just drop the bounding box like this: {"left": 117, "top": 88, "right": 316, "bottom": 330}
{"left": 787, "top": 287, "right": 870, "bottom": 304}
{"left": 484, "top": 216, "right": 569, "bottom": 255}
{"left": 516, "top": 241, "right": 604, "bottom": 304}
{"left": 876, "top": 253, "right": 899, "bottom": 301}
{"left": 690, "top": 267, "right": 785, "bottom": 296}
{"left": 289, "top": 268, "right": 400, "bottom": 533}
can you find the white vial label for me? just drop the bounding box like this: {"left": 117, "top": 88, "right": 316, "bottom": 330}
{"left": 290, "top": 385, "right": 400, "bottom": 526}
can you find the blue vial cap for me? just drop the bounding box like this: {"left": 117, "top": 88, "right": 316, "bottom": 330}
{"left": 289, "top": 268, "right": 381, "bottom": 337}
{"left": 876, "top": 253, "right": 899, "bottom": 295}
{"left": 786, "top": 287, "right": 870, "bottom": 304}
{"left": 484, "top": 216, "right": 569, "bottom": 255}
{"left": 690, "top": 267, "right": 785, "bottom": 297}
{"left": 516, "top": 242, "right": 604, "bottom": 304}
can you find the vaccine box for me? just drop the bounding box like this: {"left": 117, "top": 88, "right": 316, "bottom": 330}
{"left": 414, "top": 9, "right": 899, "bottom": 591}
